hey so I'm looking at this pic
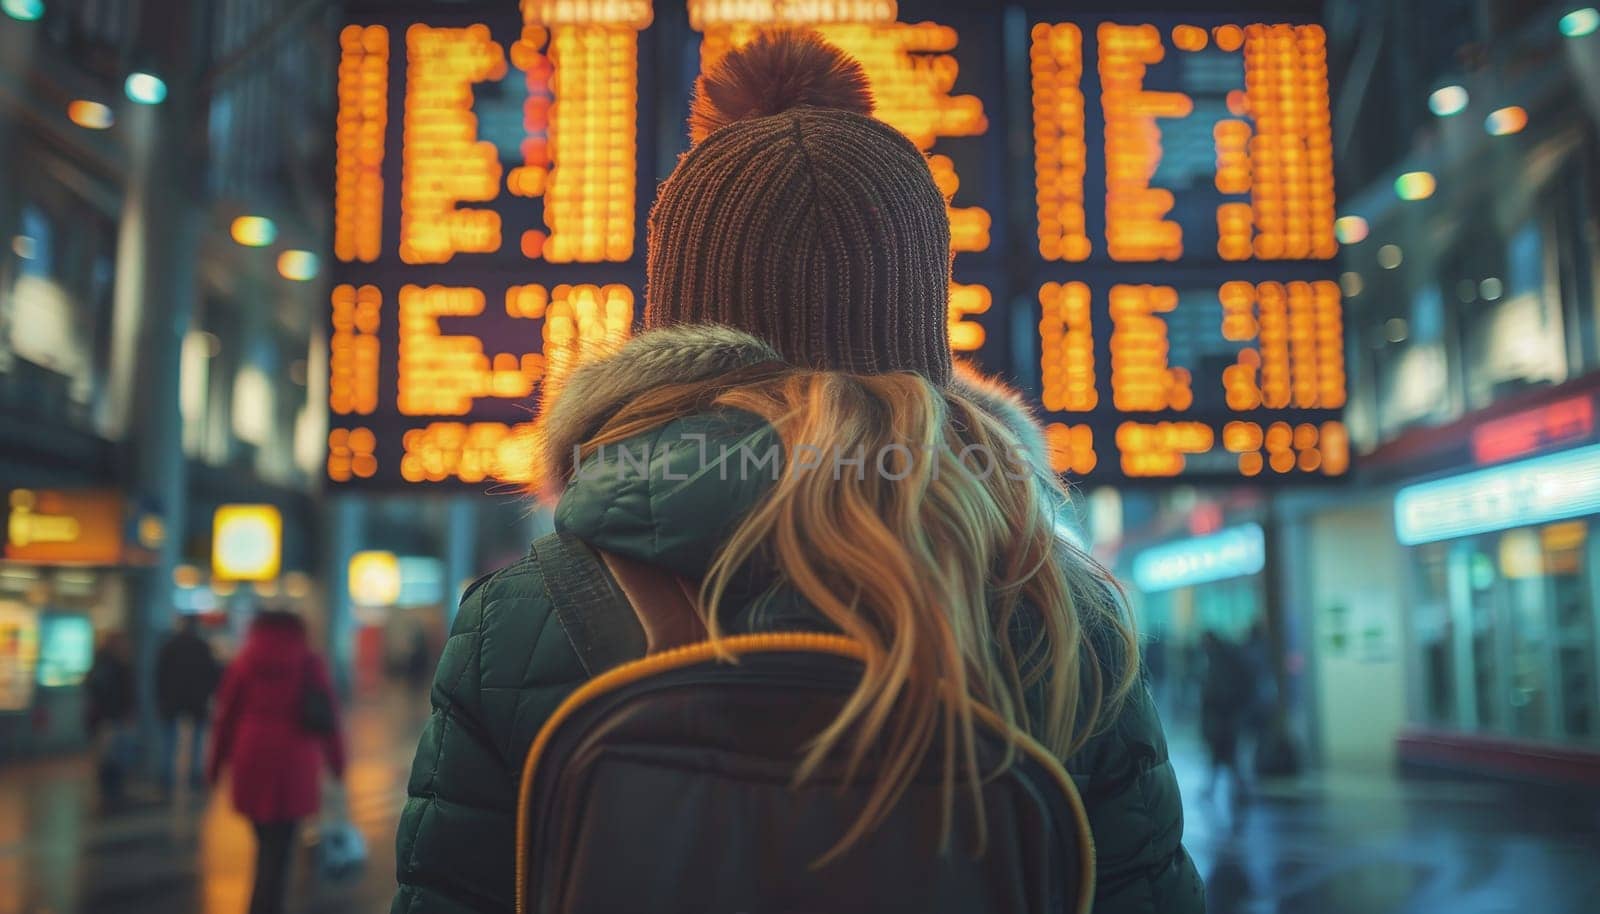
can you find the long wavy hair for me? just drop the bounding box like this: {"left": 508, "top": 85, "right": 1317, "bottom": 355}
{"left": 579, "top": 364, "right": 1139, "bottom": 856}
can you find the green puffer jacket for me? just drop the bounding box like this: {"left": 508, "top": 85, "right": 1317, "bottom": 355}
{"left": 392, "top": 326, "right": 1204, "bottom": 914}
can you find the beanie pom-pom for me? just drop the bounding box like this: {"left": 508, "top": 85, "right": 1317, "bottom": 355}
{"left": 688, "top": 29, "right": 874, "bottom": 145}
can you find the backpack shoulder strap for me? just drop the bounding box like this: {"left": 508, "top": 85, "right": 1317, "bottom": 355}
{"left": 597, "top": 550, "right": 706, "bottom": 653}
{"left": 530, "top": 532, "right": 647, "bottom": 677}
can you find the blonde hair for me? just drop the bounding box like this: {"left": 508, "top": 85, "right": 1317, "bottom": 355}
{"left": 582, "top": 366, "right": 1139, "bottom": 857}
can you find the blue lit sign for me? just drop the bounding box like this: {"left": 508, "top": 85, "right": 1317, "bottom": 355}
{"left": 1394, "top": 442, "right": 1600, "bottom": 545}
{"left": 396, "top": 556, "right": 445, "bottom": 608}
{"left": 1131, "top": 523, "right": 1265, "bottom": 593}
{"left": 37, "top": 614, "right": 94, "bottom": 688}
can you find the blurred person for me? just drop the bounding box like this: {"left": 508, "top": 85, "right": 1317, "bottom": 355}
{"left": 1200, "top": 631, "right": 1255, "bottom": 802}
{"left": 155, "top": 614, "right": 221, "bottom": 791}
{"left": 394, "top": 31, "right": 1201, "bottom": 914}
{"left": 209, "top": 608, "right": 345, "bottom": 914}
{"left": 84, "top": 630, "right": 136, "bottom": 807}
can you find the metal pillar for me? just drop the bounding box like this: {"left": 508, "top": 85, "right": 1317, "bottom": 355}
{"left": 116, "top": 0, "right": 208, "bottom": 774}
{"left": 443, "top": 496, "right": 479, "bottom": 628}
{"left": 326, "top": 496, "right": 363, "bottom": 698}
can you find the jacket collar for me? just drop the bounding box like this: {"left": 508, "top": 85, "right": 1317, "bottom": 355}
{"left": 537, "top": 323, "right": 1054, "bottom": 493}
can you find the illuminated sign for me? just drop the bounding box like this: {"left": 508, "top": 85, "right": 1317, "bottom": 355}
{"left": 349, "top": 550, "right": 402, "bottom": 607}
{"left": 330, "top": 5, "right": 1343, "bottom": 488}
{"left": 36, "top": 614, "right": 93, "bottom": 688}
{"left": 212, "top": 505, "right": 283, "bottom": 582}
{"left": 330, "top": 4, "right": 649, "bottom": 488}
{"left": 1030, "top": 17, "right": 1345, "bottom": 480}
{"left": 398, "top": 557, "right": 446, "bottom": 607}
{"left": 0, "top": 602, "right": 40, "bottom": 711}
{"left": 1395, "top": 443, "right": 1600, "bottom": 546}
{"left": 1471, "top": 396, "right": 1595, "bottom": 466}
{"left": 1131, "top": 523, "right": 1265, "bottom": 592}
{"left": 4, "top": 489, "right": 126, "bottom": 565}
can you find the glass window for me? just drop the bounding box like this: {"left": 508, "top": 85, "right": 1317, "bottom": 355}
{"left": 0, "top": 171, "right": 118, "bottom": 432}
{"left": 1459, "top": 544, "right": 1500, "bottom": 730}
{"left": 1541, "top": 521, "right": 1595, "bottom": 740}
{"left": 1453, "top": 221, "right": 1568, "bottom": 410}
{"left": 1501, "top": 529, "right": 1553, "bottom": 737}
{"left": 1550, "top": 148, "right": 1600, "bottom": 373}
{"left": 1412, "top": 543, "right": 1455, "bottom": 726}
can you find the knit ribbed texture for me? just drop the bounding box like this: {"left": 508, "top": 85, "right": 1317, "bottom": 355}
{"left": 645, "top": 41, "right": 953, "bottom": 386}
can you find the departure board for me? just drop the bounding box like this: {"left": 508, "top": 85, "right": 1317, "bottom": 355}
{"left": 1026, "top": 16, "right": 1347, "bottom": 480}
{"left": 327, "top": 1, "right": 1345, "bottom": 489}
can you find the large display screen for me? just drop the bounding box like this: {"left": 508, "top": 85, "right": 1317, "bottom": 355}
{"left": 328, "top": 1, "right": 1343, "bottom": 488}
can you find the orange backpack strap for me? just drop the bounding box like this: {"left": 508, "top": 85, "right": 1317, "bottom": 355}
{"left": 597, "top": 550, "right": 707, "bottom": 653}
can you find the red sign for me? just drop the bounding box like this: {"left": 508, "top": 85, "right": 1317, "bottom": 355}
{"left": 1472, "top": 397, "right": 1595, "bottom": 465}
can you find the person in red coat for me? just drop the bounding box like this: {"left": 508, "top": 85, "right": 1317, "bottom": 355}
{"left": 208, "top": 609, "right": 345, "bottom": 914}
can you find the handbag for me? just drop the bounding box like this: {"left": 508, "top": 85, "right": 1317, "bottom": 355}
{"left": 316, "top": 784, "right": 368, "bottom": 880}
{"left": 298, "top": 655, "right": 336, "bottom": 736}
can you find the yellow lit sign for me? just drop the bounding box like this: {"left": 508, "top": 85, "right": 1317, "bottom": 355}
{"left": 399, "top": 24, "right": 507, "bottom": 264}
{"left": 327, "top": 9, "right": 1346, "bottom": 486}
{"left": 1028, "top": 18, "right": 1345, "bottom": 480}
{"left": 1031, "top": 23, "right": 1091, "bottom": 262}
{"left": 1108, "top": 284, "right": 1192, "bottom": 412}
{"left": 1039, "top": 281, "right": 1096, "bottom": 413}
{"left": 949, "top": 283, "right": 991, "bottom": 352}
{"left": 212, "top": 505, "right": 283, "bottom": 582}
{"left": 516, "top": 0, "right": 650, "bottom": 263}
{"left": 1098, "top": 23, "right": 1191, "bottom": 262}
{"left": 330, "top": 283, "right": 380, "bottom": 417}
{"left": 1029, "top": 21, "right": 1336, "bottom": 263}
{"left": 349, "top": 550, "right": 402, "bottom": 607}
{"left": 335, "top": 25, "right": 388, "bottom": 263}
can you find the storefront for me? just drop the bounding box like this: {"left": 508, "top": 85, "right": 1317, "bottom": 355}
{"left": 1394, "top": 444, "right": 1600, "bottom": 767}
{"left": 0, "top": 488, "right": 134, "bottom": 759}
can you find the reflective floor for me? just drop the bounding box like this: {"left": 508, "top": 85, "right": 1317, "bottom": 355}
{"left": 1, "top": 691, "right": 1596, "bottom": 914}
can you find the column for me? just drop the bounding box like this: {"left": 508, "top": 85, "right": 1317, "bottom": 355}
{"left": 115, "top": 0, "right": 208, "bottom": 771}
{"left": 325, "top": 496, "right": 363, "bottom": 698}
{"left": 443, "top": 495, "right": 478, "bottom": 628}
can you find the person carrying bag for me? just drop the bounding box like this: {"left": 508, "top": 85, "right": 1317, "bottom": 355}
{"left": 210, "top": 609, "right": 346, "bottom": 914}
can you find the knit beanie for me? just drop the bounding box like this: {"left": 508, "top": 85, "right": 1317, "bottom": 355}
{"left": 645, "top": 30, "right": 953, "bottom": 386}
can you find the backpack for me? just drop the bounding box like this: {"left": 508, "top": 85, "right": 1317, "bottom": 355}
{"left": 519, "top": 532, "right": 1095, "bottom": 914}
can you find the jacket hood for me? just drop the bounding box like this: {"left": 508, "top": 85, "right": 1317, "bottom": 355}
{"left": 544, "top": 324, "right": 1058, "bottom": 581}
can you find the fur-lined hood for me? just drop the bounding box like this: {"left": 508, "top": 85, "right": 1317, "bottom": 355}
{"left": 538, "top": 324, "right": 1052, "bottom": 491}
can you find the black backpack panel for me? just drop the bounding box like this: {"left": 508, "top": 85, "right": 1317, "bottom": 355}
{"left": 517, "top": 638, "right": 1093, "bottom": 914}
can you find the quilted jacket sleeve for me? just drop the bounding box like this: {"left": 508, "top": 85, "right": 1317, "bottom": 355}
{"left": 391, "top": 559, "right": 590, "bottom": 914}
{"left": 1068, "top": 681, "right": 1206, "bottom": 914}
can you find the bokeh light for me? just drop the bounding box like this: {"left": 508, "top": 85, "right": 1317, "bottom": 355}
{"left": 1394, "top": 170, "right": 1437, "bottom": 200}
{"left": 1560, "top": 7, "right": 1600, "bottom": 37}
{"left": 1428, "top": 85, "right": 1468, "bottom": 116}
{"left": 229, "top": 216, "right": 277, "bottom": 247}
{"left": 277, "top": 250, "right": 320, "bottom": 281}
{"left": 124, "top": 72, "right": 168, "bottom": 105}
{"left": 66, "top": 100, "right": 113, "bottom": 129}
{"left": 1, "top": 0, "right": 43, "bottom": 22}
{"left": 1334, "top": 215, "right": 1369, "bottom": 244}
{"left": 1485, "top": 105, "right": 1528, "bottom": 136}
